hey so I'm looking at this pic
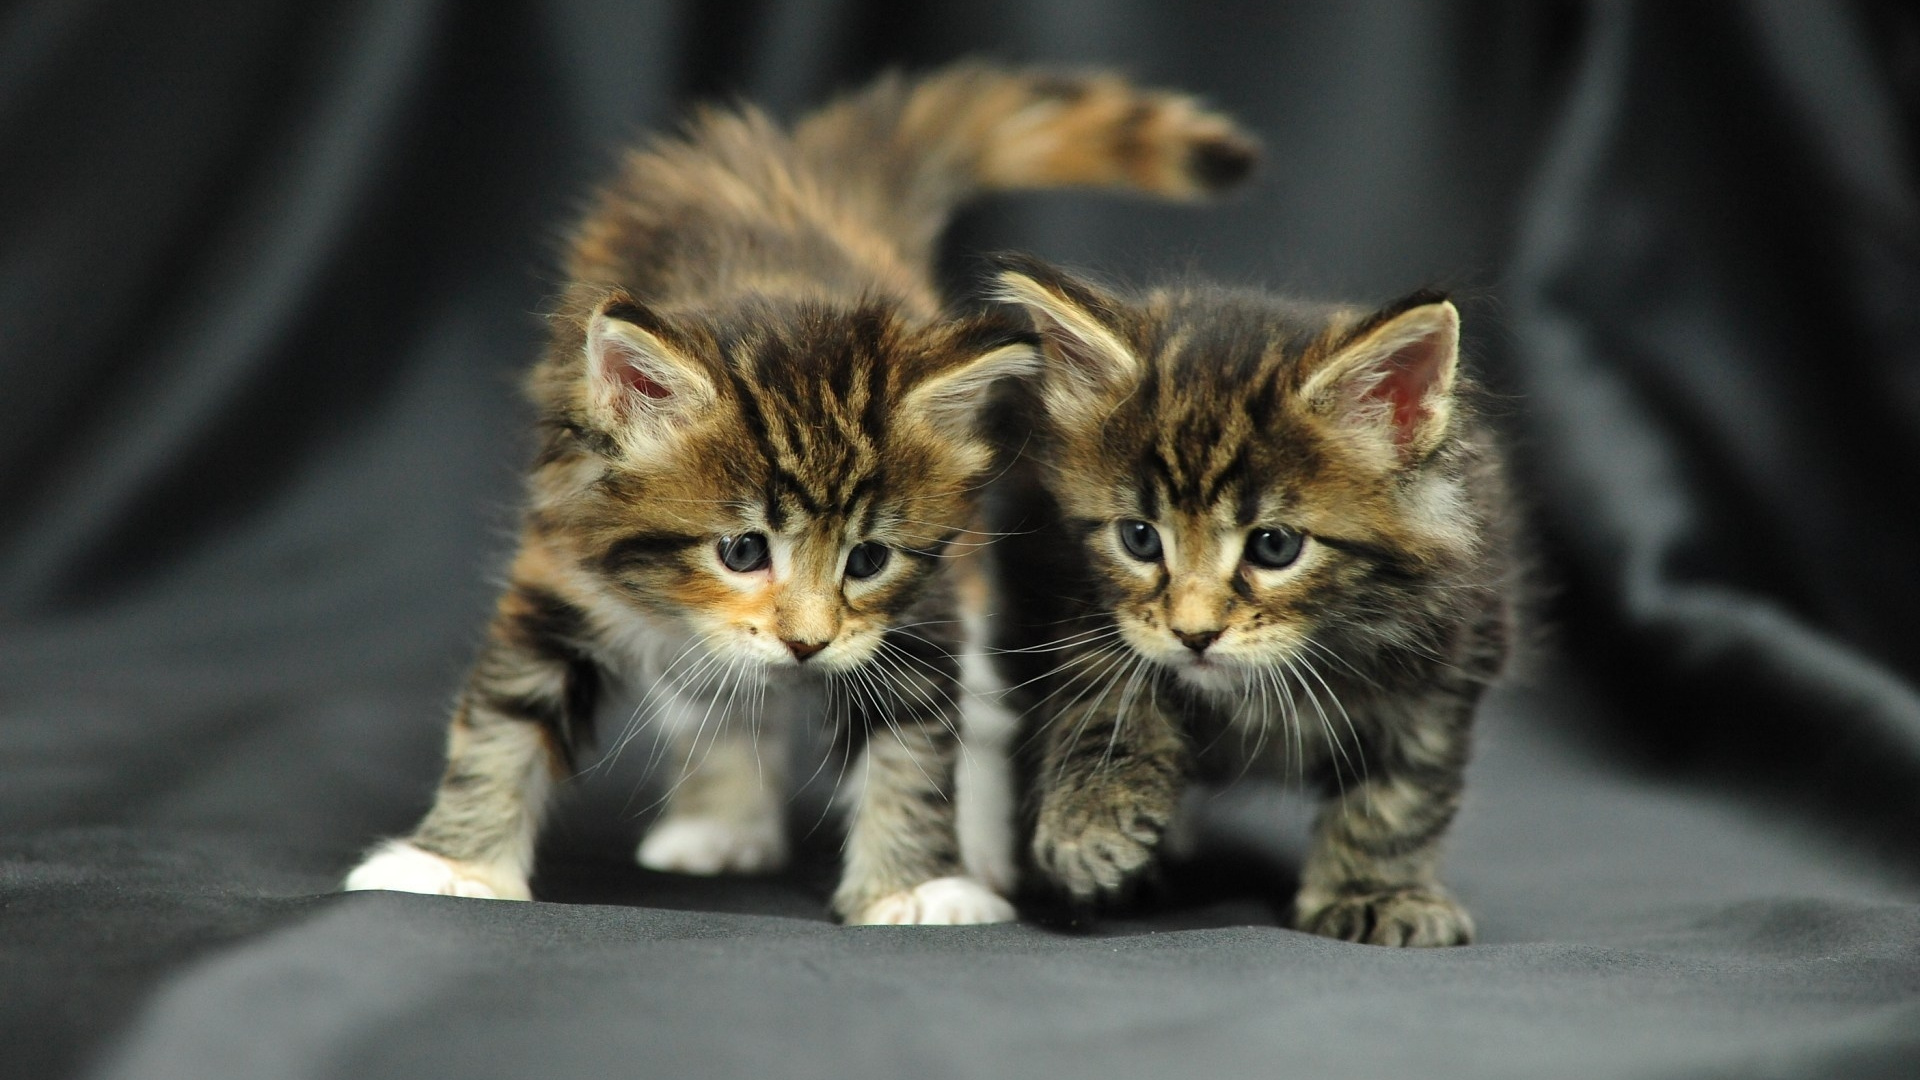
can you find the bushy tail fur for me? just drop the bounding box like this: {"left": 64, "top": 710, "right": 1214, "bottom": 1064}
{"left": 567, "top": 64, "right": 1257, "bottom": 297}
{"left": 793, "top": 63, "right": 1258, "bottom": 257}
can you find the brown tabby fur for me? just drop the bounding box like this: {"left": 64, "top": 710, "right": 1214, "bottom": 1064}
{"left": 986, "top": 262, "right": 1518, "bottom": 944}
{"left": 345, "top": 64, "right": 1257, "bottom": 922}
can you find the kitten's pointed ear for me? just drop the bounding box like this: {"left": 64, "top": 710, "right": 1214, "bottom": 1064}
{"left": 898, "top": 313, "right": 1042, "bottom": 440}
{"left": 991, "top": 255, "right": 1138, "bottom": 423}
{"left": 584, "top": 295, "right": 717, "bottom": 429}
{"left": 1299, "top": 294, "right": 1460, "bottom": 461}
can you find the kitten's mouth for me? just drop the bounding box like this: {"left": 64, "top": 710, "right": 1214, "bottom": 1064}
{"left": 1169, "top": 652, "right": 1240, "bottom": 692}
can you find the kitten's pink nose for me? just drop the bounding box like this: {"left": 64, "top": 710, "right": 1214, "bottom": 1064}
{"left": 784, "top": 639, "right": 827, "bottom": 662}
{"left": 1174, "top": 629, "right": 1221, "bottom": 654}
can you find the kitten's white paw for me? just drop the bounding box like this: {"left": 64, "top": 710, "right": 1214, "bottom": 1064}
{"left": 342, "top": 841, "right": 530, "bottom": 901}
{"left": 637, "top": 816, "right": 787, "bottom": 875}
{"left": 848, "top": 876, "right": 1016, "bottom": 926}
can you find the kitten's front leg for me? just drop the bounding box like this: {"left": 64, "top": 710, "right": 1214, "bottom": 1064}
{"left": 1030, "top": 691, "right": 1187, "bottom": 905}
{"left": 345, "top": 580, "right": 599, "bottom": 901}
{"left": 1293, "top": 696, "right": 1475, "bottom": 946}
{"left": 833, "top": 672, "right": 1014, "bottom": 925}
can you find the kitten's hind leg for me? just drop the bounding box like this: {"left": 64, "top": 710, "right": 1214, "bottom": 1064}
{"left": 1293, "top": 697, "right": 1475, "bottom": 946}
{"left": 346, "top": 577, "right": 599, "bottom": 901}
{"left": 637, "top": 714, "right": 789, "bottom": 876}
{"left": 955, "top": 620, "right": 1019, "bottom": 897}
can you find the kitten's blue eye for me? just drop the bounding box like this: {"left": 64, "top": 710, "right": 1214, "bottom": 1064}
{"left": 1245, "top": 527, "right": 1303, "bottom": 569}
{"left": 1117, "top": 520, "right": 1162, "bottom": 561}
{"left": 718, "top": 532, "right": 771, "bottom": 573}
{"left": 846, "top": 541, "right": 890, "bottom": 579}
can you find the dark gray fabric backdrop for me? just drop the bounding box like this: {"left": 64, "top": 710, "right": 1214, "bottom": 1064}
{"left": 3, "top": 2, "right": 1918, "bottom": 1077}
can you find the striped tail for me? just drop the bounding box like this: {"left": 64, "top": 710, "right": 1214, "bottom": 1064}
{"left": 791, "top": 63, "right": 1259, "bottom": 261}
{"left": 566, "top": 63, "right": 1257, "bottom": 300}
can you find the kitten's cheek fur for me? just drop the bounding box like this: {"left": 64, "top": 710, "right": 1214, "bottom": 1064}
{"left": 846, "top": 876, "right": 1016, "bottom": 925}
{"left": 343, "top": 840, "right": 532, "bottom": 901}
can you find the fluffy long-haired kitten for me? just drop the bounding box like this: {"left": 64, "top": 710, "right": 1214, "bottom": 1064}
{"left": 985, "top": 259, "right": 1516, "bottom": 944}
{"left": 343, "top": 65, "right": 1257, "bottom": 924}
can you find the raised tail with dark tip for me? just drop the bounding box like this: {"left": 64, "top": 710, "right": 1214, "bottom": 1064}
{"left": 567, "top": 64, "right": 1258, "bottom": 303}
{"left": 792, "top": 63, "right": 1259, "bottom": 258}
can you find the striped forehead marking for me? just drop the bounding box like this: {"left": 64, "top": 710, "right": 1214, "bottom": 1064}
{"left": 725, "top": 358, "right": 886, "bottom": 532}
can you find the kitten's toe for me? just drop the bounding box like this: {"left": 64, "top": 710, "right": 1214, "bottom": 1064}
{"left": 1297, "top": 887, "right": 1475, "bottom": 947}
{"left": 637, "top": 815, "right": 788, "bottom": 875}
{"left": 1033, "top": 798, "right": 1168, "bottom": 904}
{"left": 342, "top": 840, "right": 530, "bottom": 901}
{"left": 847, "top": 876, "right": 1016, "bottom": 926}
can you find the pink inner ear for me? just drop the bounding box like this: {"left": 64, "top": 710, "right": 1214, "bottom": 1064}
{"left": 600, "top": 338, "right": 672, "bottom": 400}
{"left": 618, "top": 362, "right": 672, "bottom": 400}
{"left": 1359, "top": 334, "right": 1448, "bottom": 446}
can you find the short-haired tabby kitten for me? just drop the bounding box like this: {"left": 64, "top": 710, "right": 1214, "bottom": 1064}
{"left": 343, "top": 65, "right": 1257, "bottom": 924}
{"left": 986, "top": 259, "right": 1516, "bottom": 944}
